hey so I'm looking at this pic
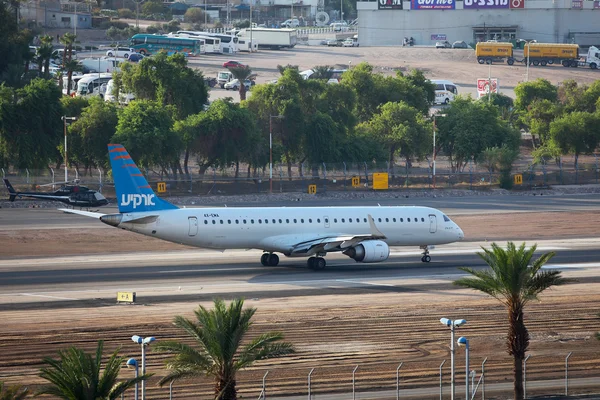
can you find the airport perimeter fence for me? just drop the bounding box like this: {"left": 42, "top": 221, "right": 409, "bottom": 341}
{"left": 3, "top": 156, "right": 600, "bottom": 198}
{"left": 146, "top": 352, "right": 600, "bottom": 399}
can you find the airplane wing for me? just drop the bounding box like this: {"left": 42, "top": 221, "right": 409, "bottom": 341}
{"left": 260, "top": 214, "right": 387, "bottom": 256}
{"left": 59, "top": 208, "right": 106, "bottom": 219}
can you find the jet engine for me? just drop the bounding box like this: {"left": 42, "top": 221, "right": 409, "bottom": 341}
{"left": 343, "top": 240, "right": 390, "bottom": 263}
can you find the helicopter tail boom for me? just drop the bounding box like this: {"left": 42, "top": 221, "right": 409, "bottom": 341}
{"left": 3, "top": 179, "right": 17, "bottom": 202}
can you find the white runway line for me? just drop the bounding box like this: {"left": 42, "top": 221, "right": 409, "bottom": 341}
{"left": 19, "top": 293, "right": 78, "bottom": 300}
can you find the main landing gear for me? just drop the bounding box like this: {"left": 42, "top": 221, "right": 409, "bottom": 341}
{"left": 261, "top": 253, "right": 279, "bottom": 266}
{"left": 420, "top": 245, "right": 432, "bottom": 263}
{"left": 307, "top": 256, "right": 326, "bottom": 270}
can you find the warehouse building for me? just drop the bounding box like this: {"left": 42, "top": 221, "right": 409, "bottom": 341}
{"left": 357, "top": 0, "right": 600, "bottom": 46}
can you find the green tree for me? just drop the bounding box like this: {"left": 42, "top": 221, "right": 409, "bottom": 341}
{"left": 183, "top": 7, "right": 204, "bottom": 24}
{"left": 0, "top": 78, "right": 63, "bottom": 169}
{"left": 454, "top": 242, "right": 572, "bottom": 400}
{"left": 141, "top": 0, "right": 164, "bottom": 15}
{"left": 0, "top": 0, "right": 31, "bottom": 79}
{"left": 227, "top": 65, "right": 253, "bottom": 101}
{"left": 119, "top": 52, "right": 208, "bottom": 120}
{"left": 359, "top": 101, "right": 430, "bottom": 171}
{"left": 69, "top": 97, "right": 118, "bottom": 173}
{"left": 60, "top": 33, "right": 79, "bottom": 95}
{"left": 435, "top": 96, "right": 520, "bottom": 172}
{"left": 311, "top": 65, "right": 334, "bottom": 81}
{"left": 478, "top": 145, "right": 520, "bottom": 189}
{"left": 154, "top": 298, "right": 295, "bottom": 400}
{"left": 112, "top": 100, "right": 181, "bottom": 176}
{"left": 36, "top": 35, "right": 55, "bottom": 79}
{"left": 0, "top": 382, "right": 28, "bottom": 400}
{"left": 38, "top": 341, "right": 148, "bottom": 400}
{"left": 276, "top": 64, "right": 298, "bottom": 75}
{"left": 525, "top": 99, "right": 559, "bottom": 147}
{"left": 548, "top": 111, "right": 600, "bottom": 175}
{"left": 514, "top": 78, "right": 558, "bottom": 111}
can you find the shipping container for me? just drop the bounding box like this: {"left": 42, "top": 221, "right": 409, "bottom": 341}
{"left": 475, "top": 42, "right": 515, "bottom": 65}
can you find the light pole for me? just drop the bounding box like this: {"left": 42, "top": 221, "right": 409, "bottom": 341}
{"left": 457, "top": 337, "right": 469, "bottom": 400}
{"left": 126, "top": 358, "right": 139, "bottom": 400}
{"left": 62, "top": 116, "right": 77, "bottom": 183}
{"left": 340, "top": 0, "right": 343, "bottom": 22}
{"left": 432, "top": 113, "right": 446, "bottom": 189}
{"left": 269, "top": 115, "right": 284, "bottom": 193}
{"left": 525, "top": 40, "right": 531, "bottom": 82}
{"left": 132, "top": 335, "right": 155, "bottom": 400}
{"left": 440, "top": 318, "right": 467, "bottom": 400}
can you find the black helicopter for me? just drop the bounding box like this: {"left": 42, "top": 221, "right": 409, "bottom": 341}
{"left": 3, "top": 178, "right": 109, "bottom": 207}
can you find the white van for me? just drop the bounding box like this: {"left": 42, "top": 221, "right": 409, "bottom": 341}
{"left": 430, "top": 80, "right": 458, "bottom": 105}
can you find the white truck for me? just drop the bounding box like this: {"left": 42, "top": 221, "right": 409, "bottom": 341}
{"left": 236, "top": 28, "right": 297, "bottom": 50}
{"left": 578, "top": 46, "right": 600, "bottom": 69}
{"left": 80, "top": 57, "right": 122, "bottom": 73}
{"left": 217, "top": 70, "right": 234, "bottom": 88}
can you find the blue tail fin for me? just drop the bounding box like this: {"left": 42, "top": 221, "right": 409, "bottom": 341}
{"left": 108, "top": 144, "right": 178, "bottom": 213}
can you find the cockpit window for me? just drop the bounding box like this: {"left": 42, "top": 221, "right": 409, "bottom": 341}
{"left": 443, "top": 215, "right": 451, "bottom": 222}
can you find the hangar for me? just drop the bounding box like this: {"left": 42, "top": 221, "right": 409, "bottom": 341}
{"left": 356, "top": 0, "right": 600, "bottom": 47}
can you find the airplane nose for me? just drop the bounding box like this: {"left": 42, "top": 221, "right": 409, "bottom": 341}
{"left": 457, "top": 226, "right": 464, "bottom": 241}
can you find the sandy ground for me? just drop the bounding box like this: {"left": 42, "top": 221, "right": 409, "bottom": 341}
{"left": 1, "top": 210, "right": 600, "bottom": 399}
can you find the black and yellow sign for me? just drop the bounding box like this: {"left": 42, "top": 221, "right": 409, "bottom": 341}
{"left": 308, "top": 184, "right": 317, "bottom": 194}
{"left": 373, "top": 173, "right": 389, "bottom": 190}
{"left": 117, "top": 291, "right": 136, "bottom": 303}
{"left": 351, "top": 176, "right": 360, "bottom": 187}
{"left": 514, "top": 174, "right": 523, "bottom": 185}
{"left": 157, "top": 182, "right": 167, "bottom": 193}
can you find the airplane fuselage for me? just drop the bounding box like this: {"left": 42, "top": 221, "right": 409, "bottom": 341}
{"left": 110, "top": 206, "right": 463, "bottom": 255}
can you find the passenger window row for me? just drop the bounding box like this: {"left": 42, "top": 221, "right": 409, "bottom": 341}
{"left": 202, "top": 217, "right": 427, "bottom": 225}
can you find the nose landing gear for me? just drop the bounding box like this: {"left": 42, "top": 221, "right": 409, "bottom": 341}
{"left": 420, "top": 245, "right": 432, "bottom": 263}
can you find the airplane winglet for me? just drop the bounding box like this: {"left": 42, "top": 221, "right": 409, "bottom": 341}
{"left": 367, "top": 214, "right": 387, "bottom": 239}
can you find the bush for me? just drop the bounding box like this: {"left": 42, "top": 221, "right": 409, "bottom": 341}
{"left": 184, "top": 7, "right": 204, "bottom": 24}
{"left": 235, "top": 20, "right": 250, "bottom": 29}
{"left": 118, "top": 8, "right": 134, "bottom": 18}
{"left": 162, "top": 19, "right": 180, "bottom": 32}
{"left": 146, "top": 24, "right": 162, "bottom": 34}
{"left": 214, "top": 21, "right": 223, "bottom": 29}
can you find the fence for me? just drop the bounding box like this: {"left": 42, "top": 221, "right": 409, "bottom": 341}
{"left": 2, "top": 156, "right": 599, "bottom": 198}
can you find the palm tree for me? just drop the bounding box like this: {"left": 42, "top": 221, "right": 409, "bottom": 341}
{"left": 60, "top": 33, "right": 77, "bottom": 94}
{"left": 36, "top": 35, "right": 55, "bottom": 79}
{"left": 227, "top": 65, "right": 253, "bottom": 101}
{"left": 0, "top": 382, "right": 28, "bottom": 400}
{"left": 37, "top": 340, "right": 149, "bottom": 400}
{"left": 311, "top": 65, "right": 334, "bottom": 80}
{"left": 154, "top": 298, "right": 295, "bottom": 400}
{"left": 454, "top": 242, "right": 572, "bottom": 400}
{"left": 63, "top": 59, "right": 83, "bottom": 96}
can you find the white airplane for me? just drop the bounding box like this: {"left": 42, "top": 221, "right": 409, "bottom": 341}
{"left": 62, "top": 144, "right": 464, "bottom": 270}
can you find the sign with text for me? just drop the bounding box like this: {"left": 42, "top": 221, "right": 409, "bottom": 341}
{"left": 572, "top": 0, "right": 583, "bottom": 8}
{"left": 117, "top": 292, "right": 136, "bottom": 303}
{"left": 594, "top": 1, "right": 600, "bottom": 8}
{"left": 411, "top": 0, "right": 455, "bottom": 9}
{"left": 431, "top": 34, "right": 447, "bottom": 41}
{"left": 477, "top": 78, "right": 499, "bottom": 98}
{"left": 464, "top": 0, "right": 524, "bottom": 9}
{"left": 372, "top": 173, "right": 389, "bottom": 190}
{"left": 379, "top": 0, "right": 403, "bottom": 9}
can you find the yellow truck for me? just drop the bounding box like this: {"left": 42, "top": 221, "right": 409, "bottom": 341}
{"left": 475, "top": 42, "right": 515, "bottom": 65}
{"left": 523, "top": 43, "right": 580, "bottom": 67}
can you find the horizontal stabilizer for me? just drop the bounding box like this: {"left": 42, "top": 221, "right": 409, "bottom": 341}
{"left": 59, "top": 208, "right": 106, "bottom": 219}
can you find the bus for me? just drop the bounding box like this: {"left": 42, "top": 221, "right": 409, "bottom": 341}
{"left": 174, "top": 31, "right": 223, "bottom": 54}
{"left": 430, "top": 80, "right": 458, "bottom": 105}
{"left": 75, "top": 73, "right": 113, "bottom": 97}
{"left": 62, "top": 73, "right": 85, "bottom": 95}
{"left": 198, "top": 33, "right": 239, "bottom": 53}
{"left": 129, "top": 34, "right": 204, "bottom": 56}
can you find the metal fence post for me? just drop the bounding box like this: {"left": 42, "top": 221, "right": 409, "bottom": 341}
{"left": 97, "top": 168, "right": 102, "bottom": 192}
{"left": 343, "top": 162, "right": 347, "bottom": 191}
{"left": 26, "top": 168, "right": 30, "bottom": 184}
{"left": 439, "top": 359, "right": 446, "bottom": 400}
{"left": 189, "top": 170, "right": 193, "bottom": 194}
{"left": 50, "top": 168, "right": 55, "bottom": 190}
{"left": 364, "top": 162, "right": 369, "bottom": 186}
{"left": 396, "top": 362, "right": 403, "bottom": 400}
{"left": 565, "top": 352, "right": 572, "bottom": 396}
{"left": 352, "top": 365, "right": 358, "bottom": 400}
{"left": 169, "top": 380, "right": 173, "bottom": 400}
{"left": 481, "top": 357, "right": 487, "bottom": 400}
{"left": 279, "top": 165, "right": 283, "bottom": 193}
{"left": 307, "top": 368, "right": 314, "bottom": 400}
{"left": 523, "top": 354, "right": 531, "bottom": 399}
{"left": 1, "top": 168, "right": 4, "bottom": 179}
{"left": 559, "top": 157, "right": 563, "bottom": 185}
{"left": 595, "top": 154, "right": 599, "bottom": 184}
{"left": 259, "top": 370, "right": 269, "bottom": 399}
{"left": 323, "top": 162, "right": 327, "bottom": 192}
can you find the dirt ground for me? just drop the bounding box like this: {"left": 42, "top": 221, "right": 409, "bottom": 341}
{"left": 1, "top": 210, "right": 600, "bottom": 399}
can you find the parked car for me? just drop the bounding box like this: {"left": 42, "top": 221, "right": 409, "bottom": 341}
{"left": 106, "top": 47, "right": 135, "bottom": 59}
{"left": 435, "top": 41, "right": 452, "bottom": 49}
{"left": 127, "top": 53, "right": 145, "bottom": 62}
{"left": 326, "top": 39, "right": 344, "bottom": 47}
{"left": 452, "top": 41, "right": 469, "bottom": 49}
{"left": 342, "top": 38, "right": 354, "bottom": 47}
{"left": 222, "top": 60, "right": 246, "bottom": 68}
{"left": 224, "top": 79, "right": 255, "bottom": 90}
{"left": 281, "top": 18, "right": 300, "bottom": 28}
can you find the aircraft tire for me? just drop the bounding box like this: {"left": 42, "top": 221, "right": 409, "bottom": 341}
{"left": 315, "top": 257, "right": 326, "bottom": 270}
{"left": 267, "top": 253, "right": 279, "bottom": 266}
{"left": 307, "top": 257, "right": 316, "bottom": 269}
{"left": 422, "top": 255, "right": 431, "bottom": 263}
{"left": 261, "top": 253, "right": 269, "bottom": 266}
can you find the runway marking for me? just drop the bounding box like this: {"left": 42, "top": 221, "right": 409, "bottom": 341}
{"left": 543, "top": 262, "right": 600, "bottom": 269}
{"left": 19, "top": 293, "right": 78, "bottom": 300}
{"left": 336, "top": 279, "right": 395, "bottom": 287}
{"left": 390, "top": 246, "right": 569, "bottom": 257}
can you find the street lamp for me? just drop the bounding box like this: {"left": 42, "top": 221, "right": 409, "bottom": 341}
{"left": 126, "top": 358, "right": 139, "bottom": 400}
{"left": 269, "top": 115, "right": 284, "bottom": 193}
{"left": 457, "top": 337, "right": 470, "bottom": 400}
{"left": 132, "top": 335, "right": 155, "bottom": 400}
{"left": 440, "top": 318, "right": 467, "bottom": 400}
{"left": 61, "top": 116, "right": 77, "bottom": 183}
{"left": 432, "top": 113, "right": 446, "bottom": 189}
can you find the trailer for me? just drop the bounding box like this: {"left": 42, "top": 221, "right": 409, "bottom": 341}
{"left": 523, "top": 43, "right": 579, "bottom": 67}
{"left": 475, "top": 42, "right": 515, "bottom": 65}
{"left": 236, "top": 28, "right": 297, "bottom": 50}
